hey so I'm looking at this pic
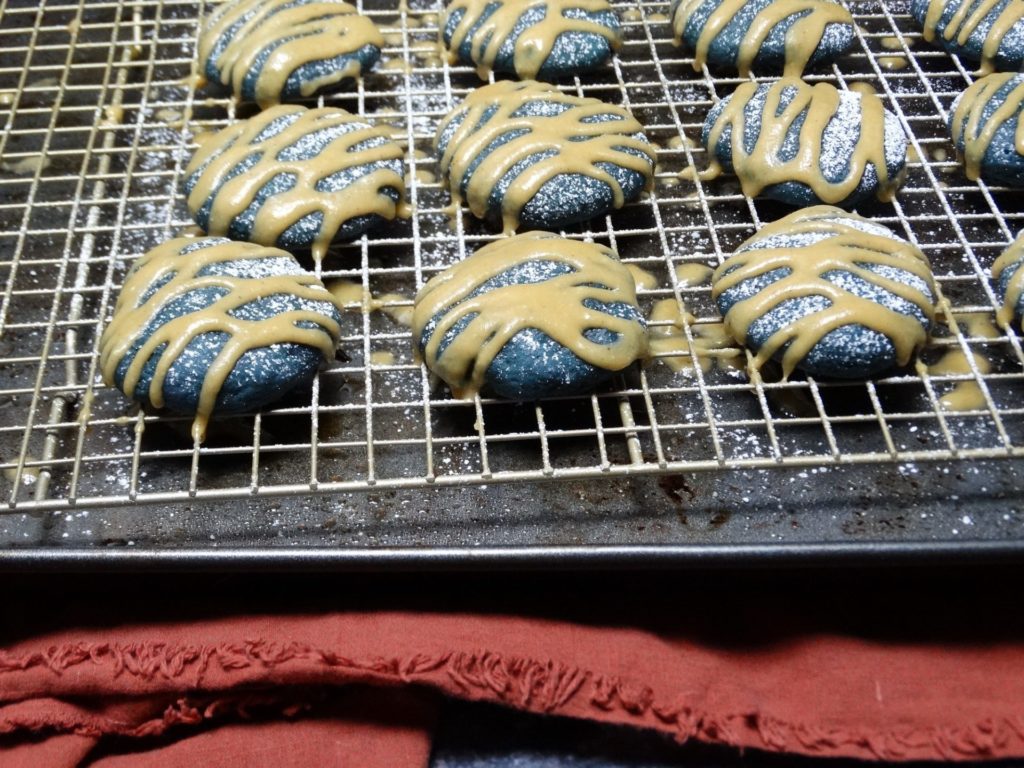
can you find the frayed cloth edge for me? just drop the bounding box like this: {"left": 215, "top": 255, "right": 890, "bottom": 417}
{"left": 0, "top": 641, "right": 1022, "bottom": 761}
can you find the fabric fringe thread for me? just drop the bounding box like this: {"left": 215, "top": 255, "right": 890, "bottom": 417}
{"left": 1, "top": 641, "right": 1023, "bottom": 761}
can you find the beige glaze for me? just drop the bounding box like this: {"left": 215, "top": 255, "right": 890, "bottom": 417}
{"left": 436, "top": 80, "right": 655, "bottom": 234}
{"left": 155, "top": 107, "right": 183, "bottom": 126}
{"left": 674, "top": 262, "right": 713, "bottom": 286}
{"left": 186, "top": 105, "right": 408, "bottom": 263}
{"left": 648, "top": 298, "right": 740, "bottom": 374}
{"left": 180, "top": 72, "right": 208, "bottom": 90}
{"left": 100, "top": 105, "right": 124, "bottom": 127}
{"left": 992, "top": 232, "right": 1024, "bottom": 329}
{"left": 418, "top": 53, "right": 446, "bottom": 68}
{"left": 930, "top": 348, "right": 990, "bottom": 410}
{"left": 671, "top": 0, "right": 853, "bottom": 77}
{"left": 848, "top": 81, "right": 877, "bottom": 96}
{"left": 76, "top": 387, "right": 94, "bottom": 429}
{"left": 626, "top": 264, "right": 659, "bottom": 290}
{"left": 694, "top": 79, "right": 902, "bottom": 205}
{"left": 192, "top": 129, "right": 217, "bottom": 149}
{"left": 1, "top": 156, "right": 51, "bottom": 175}
{"left": 327, "top": 280, "right": 414, "bottom": 326}
{"left": 879, "top": 55, "right": 908, "bottom": 70}
{"left": 881, "top": 35, "right": 912, "bottom": 50}
{"left": 666, "top": 134, "right": 697, "bottom": 150}
{"left": 379, "top": 296, "right": 414, "bottom": 326}
{"left": 920, "top": 311, "right": 997, "bottom": 411}
{"left": 3, "top": 456, "right": 40, "bottom": 484}
{"left": 921, "top": 0, "right": 1024, "bottom": 74}
{"left": 442, "top": 0, "right": 621, "bottom": 80}
{"left": 950, "top": 72, "right": 1024, "bottom": 181}
{"left": 327, "top": 280, "right": 365, "bottom": 307}
{"left": 99, "top": 238, "right": 341, "bottom": 444}
{"left": 198, "top": 0, "right": 384, "bottom": 107}
{"left": 712, "top": 206, "right": 937, "bottom": 379}
{"left": 412, "top": 232, "right": 647, "bottom": 399}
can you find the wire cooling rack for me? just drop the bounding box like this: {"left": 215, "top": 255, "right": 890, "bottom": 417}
{"left": 1, "top": 0, "right": 1023, "bottom": 562}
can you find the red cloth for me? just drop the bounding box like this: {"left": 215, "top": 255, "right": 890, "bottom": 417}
{"left": 1, "top": 607, "right": 1024, "bottom": 766}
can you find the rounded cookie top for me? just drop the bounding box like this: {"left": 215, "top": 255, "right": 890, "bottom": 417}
{"left": 949, "top": 72, "right": 1024, "bottom": 187}
{"left": 198, "top": 0, "right": 383, "bottom": 107}
{"left": 99, "top": 237, "right": 342, "bottom": 443}
{"left": 700, "top": 78, "right": 908, "bottom": 208}
{"left": 412, "top": 231, "right": 647, "bottom": 400}
{"left": 184, "top": 105, "right": 408, "bottom": 263}
{"left": 912, "top": 0, "right": 1024, "bottom": 74}
{"left": 712, "top": 206, "right": 936, "bottom": 379}
{"left": 670, "top": 0, "right": 854, "bottom": 77}
{"left": 992, "top": 232, "right": 1024, "bottom": 328}
{"left": 441, "top": 0, "right": 621, "bottom": 81}
{"left": 434, "top": 80, "right": 655, "bottom": 234}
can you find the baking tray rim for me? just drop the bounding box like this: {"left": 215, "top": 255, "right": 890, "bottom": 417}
{"left": 1, "top": 539, "right": 1021, "bottom": 571}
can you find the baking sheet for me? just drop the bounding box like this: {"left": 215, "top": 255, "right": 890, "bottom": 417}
{"left": 0, "top": 0, "right": 1022, "bottom": 568}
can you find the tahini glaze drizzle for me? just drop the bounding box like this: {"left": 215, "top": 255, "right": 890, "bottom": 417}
{"left": 950, "top": 72, "right": 1024, "bottom": 181}
{"left": 99, "top": 238, "right": 341, "bottom": 443}
{"left": 921, "top": 0, "right": 1024, "bottom": 74}
{"left": 186, "top": 105, "right": 408, "bottom": 263}
{"left": 712, "top": 206, "right": 937, "bottom": 379}
{"left": 671, "top": 0, "right": 852, "bottom": 76}
{"left": 412, "top": 232, "right": 648, "bottom": 398}
{"left": 435, "top": 80, "right": 655, "bottom": 234}
{"left": 992, "top": 231, "right": 1024, "bottom": 328}
{"left": 918, "top": 311, "right": 997, "bottom": 412}
{"left": 199, "top": 0, "right": 383, "bottom": 107}
{"left": 674, "top": 262, "right": 714, "bottom": 286}
{"left": 442, "top": 0, "right": 621, "bottom": 79}
{"left": 648, "top": 298, "right": 740, "bottom": 374}
{"left": 694, "top": 78, "right": 902, "bottom": 204}
{"left": 327, "top": 280, "right": 414, "bottom": 326}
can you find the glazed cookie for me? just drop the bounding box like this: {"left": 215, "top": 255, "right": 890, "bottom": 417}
{"left": 992, "top": 232, "right": 1024, "bottom": 328}
{"left": 99, "top": 237, "right": 342, "bottom": 443}
{"left": 435, "top": 80, "right": 655, "bottom": 233}
{"left": 698, "top": 78, "right": 908, "bottom": 208}
{"left": 712, "top": 206, "right": 936, "bottom": 379}
{"left": 198, "top": 0, "right": 383, "bottom": 107}
{"left": 412, "top": 232, "right": 647, "bottom": 400}
{"left": 948, "top": 72, "right": 1024, "bottom": 186}
{"left": 184, "top": 105, "right": 407, "bottom": 262}
{"left": 441, "top": 0, "right": 621, "bottom": 80}
{"left": 670, "top": 0, "right": 855, "bottom": 77}
{"left": 912, "top": 0, "right": 1024, "bottom": 74}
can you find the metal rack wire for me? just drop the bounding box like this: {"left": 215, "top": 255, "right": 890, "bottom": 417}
{"left": 2, "top": 0, "right": 1024, "bottom": 523}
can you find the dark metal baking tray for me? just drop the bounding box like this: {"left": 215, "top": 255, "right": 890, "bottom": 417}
{"left": 1, "top": 0, "right": 1022, "bottom": 569}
